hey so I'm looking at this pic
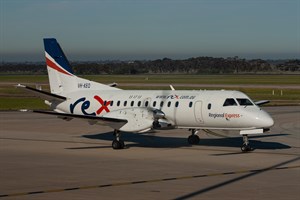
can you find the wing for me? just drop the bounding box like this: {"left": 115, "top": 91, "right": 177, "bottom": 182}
{"left": 33, "top": 108, "right": 156, "bottom": 133}
{"left": 17, "top": 84, "right": 172, "bottom": 132}
{"left": 33, "top": 110, "right": 128, "bottom": 130}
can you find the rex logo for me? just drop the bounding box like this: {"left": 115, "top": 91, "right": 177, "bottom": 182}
{"left": 70, "top": 95, "right": 111, "bottom": 116}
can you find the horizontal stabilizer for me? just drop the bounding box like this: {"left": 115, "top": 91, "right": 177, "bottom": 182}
{"left": 16, "top": 84, "right": 66, "bottom": 103}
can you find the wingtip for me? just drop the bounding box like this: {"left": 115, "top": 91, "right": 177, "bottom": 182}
{"left": 15, "top": 84, "right": 26, "bottom": 88}
{"left": 19, "top": 109, "right": 31, "bottom": 112}
{"left": 255, "top": 100, "right": 270, "bottom": 106}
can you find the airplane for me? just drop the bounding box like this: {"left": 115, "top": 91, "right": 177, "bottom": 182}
{"left": 17, "top": 38, "right": 274, "bottom": 152}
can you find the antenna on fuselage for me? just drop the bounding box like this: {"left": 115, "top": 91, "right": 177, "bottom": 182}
{"left": 170, "top": 85, "right": 175, "bottom": 91}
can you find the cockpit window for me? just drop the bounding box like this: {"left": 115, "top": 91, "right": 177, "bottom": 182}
{"left": 237, "top": 98, "right": 254, "bottom": 106}
{"left": 223, "top": 98, "right": 238, "bottom": 106}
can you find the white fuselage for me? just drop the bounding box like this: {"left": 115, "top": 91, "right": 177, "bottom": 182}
{"left": 54, "top": 89, "right": 274, "bottom": 132}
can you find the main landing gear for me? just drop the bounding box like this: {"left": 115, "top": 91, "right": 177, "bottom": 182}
{"left": 188, "top": 129, "right": 200, "bottom": 145}
{"left": 112, "top": 130, "right": 125, "bottom": 150}
{"left": 241, "top": 135, "right": 253, "bottom": 152}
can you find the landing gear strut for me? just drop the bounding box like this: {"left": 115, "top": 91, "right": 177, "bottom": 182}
{"left": 112, "top": 129, "right": 125, "bottom": 150}
{"left": 241, "top": 135, "right": 252, "bottom": 152}
{"left": 188, "top": 129, "right": 200, "bottom": 145}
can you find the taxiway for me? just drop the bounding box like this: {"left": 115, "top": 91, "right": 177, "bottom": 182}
{"left": 0, "top": 106, "right": 299, "bottom": 199}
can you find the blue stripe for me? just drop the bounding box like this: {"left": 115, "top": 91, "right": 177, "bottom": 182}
{"left": 43, "top": 38, "right": 74, "bottom": 75}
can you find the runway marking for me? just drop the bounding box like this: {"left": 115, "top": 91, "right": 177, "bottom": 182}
{"left": 1, "top": 165, "right": 299, "bottom": 198}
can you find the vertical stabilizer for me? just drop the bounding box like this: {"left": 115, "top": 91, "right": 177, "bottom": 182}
{"left": 43, "top": 38, "right": 120, "bottom": 95}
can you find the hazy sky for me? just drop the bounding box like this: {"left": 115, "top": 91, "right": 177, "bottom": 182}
{"left": 0, "top": 0, "right": 299, "bottom": 61}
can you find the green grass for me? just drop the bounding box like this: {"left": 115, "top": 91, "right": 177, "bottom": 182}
{"left": 83, "top": 74, "right": 300, "bottom": 85}
{"left": 0, "top": 97, "right": 48, "bottom": 110}
{"left": 1, "top": 74, "right": 300, "bottom": 85}
{"left": 239, "top": 88, "right": 300, "bottom": 101}
{"left": 0, "top": 74, "right": 299, "bottom": 110}
{"left": 0, "top": 75, "right": 49, "bottom": 83}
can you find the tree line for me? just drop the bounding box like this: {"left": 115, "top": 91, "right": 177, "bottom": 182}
{"left": 1, "top": 57, "right": 299, "bottom": 75}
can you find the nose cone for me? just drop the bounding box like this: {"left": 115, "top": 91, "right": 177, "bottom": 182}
{"left": 255, "top": 110, "right": 274, "bottom": 128}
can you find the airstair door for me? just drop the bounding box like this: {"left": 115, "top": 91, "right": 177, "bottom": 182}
{"left": 194, "top": 101, "right": 204, "bottom": 124}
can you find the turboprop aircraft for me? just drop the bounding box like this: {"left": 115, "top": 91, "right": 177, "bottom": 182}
{"left": 17, "top": 38, "right": 274, "bottom": 152}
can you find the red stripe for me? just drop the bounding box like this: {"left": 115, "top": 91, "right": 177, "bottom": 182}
{"left": 46, "top": 57, "right": 71, "bottom": 76}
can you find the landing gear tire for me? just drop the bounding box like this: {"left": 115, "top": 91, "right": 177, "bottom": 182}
{"left": 188, "top": 135, "right": 200, "bottom": 145}
{"left": 112, "top": 129, "right": 125, "bottom": 150}
{"left": 241, "top": 134, "right": 253, "bottom": 152}
{"left": 241, "top": 144, "right": 252, "bottom": 152}
{"left": 112, "top": 140, "right": 125, "bottom": 150}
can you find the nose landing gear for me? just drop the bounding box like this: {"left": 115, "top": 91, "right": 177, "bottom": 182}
{"left": 241, "top": 135, "right": 253, "bottom": 152}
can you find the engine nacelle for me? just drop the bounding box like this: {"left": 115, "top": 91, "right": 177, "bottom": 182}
{"left": 153, "top": 119, "right": 175, "bottom": 130}
{"left": 153, "top": 109, "right": 165, "bottom": 119}
{"left": 104, "top": 107, "right": 154, "bottom": 132}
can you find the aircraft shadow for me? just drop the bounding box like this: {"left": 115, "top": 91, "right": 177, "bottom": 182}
{"left": 80, "top": 132, "right": 290, "bottom": 150}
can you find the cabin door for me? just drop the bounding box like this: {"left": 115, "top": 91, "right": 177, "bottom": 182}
{"left": 194, "top": 101, "right": 204, "bottom": 124}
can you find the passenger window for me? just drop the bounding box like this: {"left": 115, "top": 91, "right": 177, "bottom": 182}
{"left": 138, "top": 101, "right": 141, "bottom": 107}
{"left": 124, "top": 101, "right": 127, "bottom": 107}
{"left": 145, "top": 101, "right": 149, "bottom": 107}
{"left": 131, "top": 101, "right": 134, "bottom": 107}
{"left": 208, "top": 103, "right": 211, "bottom": 110}
{"left": 175, "top": 101, "right": 179, "bottom": 108}
{"left": 153, "top": 101, "right": 156, "bottom": 107}
{"left": 237, "top": 98, "right": 254, "bottom": 106}
{"left": 117, "top": 101, "right": 120, "bottom": 106}
{"left": 104, "top": 101, "right": 107, "bottom": 106}
{"left": 223, "top": 98, "right": 237, "bottom": 106}
{"left": 167, "top": 101, "right": 171, "bottom": 107}
{"left": 110, "top": 101, "right": 114, "bottom": 106}
{"left": 189, "top": 102, "right": 193, "bottom": 108}
{"left": 160, "top": 101, "right": 164, "bottom": 107}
